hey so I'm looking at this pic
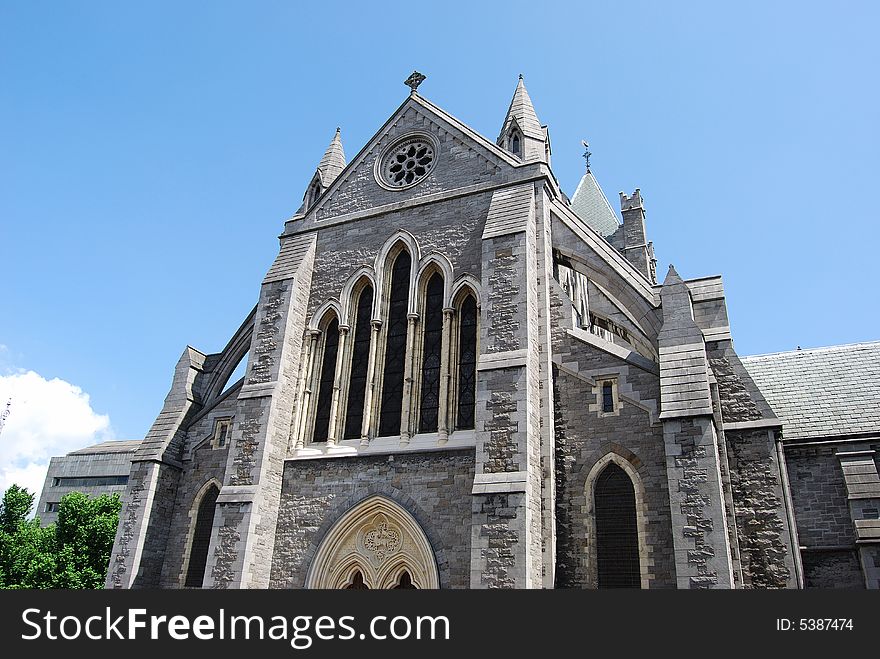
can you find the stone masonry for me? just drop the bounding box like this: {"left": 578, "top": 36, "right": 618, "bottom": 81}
{"left": 101, "top": 75, "right": 863, "bottom": 590}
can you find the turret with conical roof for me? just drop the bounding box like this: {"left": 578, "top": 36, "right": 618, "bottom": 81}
{"left": 498, "top": 75, "right": 549, "bottom": 163}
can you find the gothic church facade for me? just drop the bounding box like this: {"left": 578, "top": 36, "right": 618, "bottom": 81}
{"left": 106, "top": 75, "right": 805, "bottom": 589}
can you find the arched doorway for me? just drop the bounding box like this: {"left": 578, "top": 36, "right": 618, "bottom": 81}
{"left": 594, "top": 462, "right": 640, "bottom": 588}
{"left": 183, "top": 482, "right": 220, "bottom": 588}
{"left": 306, "top": 496, "right": 439, "bottom": 589}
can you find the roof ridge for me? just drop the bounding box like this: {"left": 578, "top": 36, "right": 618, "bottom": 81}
{"left": 742, "top": 340, "right": 880, "bottom": 360}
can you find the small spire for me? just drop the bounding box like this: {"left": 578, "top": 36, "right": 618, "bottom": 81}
{"left": 663, "top": 264, "right": 683, "bottom": 285}
{"left": 404, "top": 71, "right": 426, "bottom": 94}
{"left": 501, "top": 75, "right": 542, "bottom": 138}
{"left": 581, "top": 140, "right": 592, "bottom": 172}
{"left": 315, "top": 127, "right": 346, "bottom": 187}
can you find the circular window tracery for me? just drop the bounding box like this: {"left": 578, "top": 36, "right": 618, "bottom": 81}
{"left": 379, "top": 136, "right": 437, "bottom": 189}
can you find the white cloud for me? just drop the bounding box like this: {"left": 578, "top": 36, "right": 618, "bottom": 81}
{"left": 0, "top": 370, "right": 113, "bottom": 502}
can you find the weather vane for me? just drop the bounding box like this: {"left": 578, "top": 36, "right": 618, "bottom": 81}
{"left": 404, "top": 71, "right": 426, "bottom": 94}
{"left": 581, "top": 140, "right": 592, "bottom": 172}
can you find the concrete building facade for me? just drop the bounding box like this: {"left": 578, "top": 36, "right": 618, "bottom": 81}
{"left": 36, "top": 440, "right": 140, "bottom": 526}
{"left": 101, "top": 74, "right": 866, "bottom": 589}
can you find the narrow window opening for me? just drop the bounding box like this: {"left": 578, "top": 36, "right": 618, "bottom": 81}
{"left": 418, "top": 273, "right": 444, "bottom": 433}
{"left": 344, "top": 285, "right": 374, "bottom": 440}
{"left": 308, "top": 180, "right": 322, "bottom": 207}
{"left": 511, "top": 132, "right": 521, "bottom": 156}
{"left": 602, "top": 382, "right": 614, "bottom": 413}
{"left": 213, "top": 418, "right": 231, "bottom": 448}
{"left": 456, "top": 294, "right": 477, "bottom": 430}
{"left": 312, "top": 317, "right": 340, "bottom": 442}
{"left": 378, "top": 251, "right": 411, "bottom": 436}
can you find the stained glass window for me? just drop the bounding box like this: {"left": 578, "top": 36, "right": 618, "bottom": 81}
{"left": 456, "top": 294, "right": 477, "bottom": 430}
{"left": 379, "top": 251, "right": 411, "bottom": 436}
{"left": 184, "top": 485, "right": 219, "bottom": 588}
{"left": 344, "top": 286, "right": 373, "bottom": 440}
{"left": 312, "top": 317, "right": 339, "bottom": 442}
{"left": 595, "top": 463, "right": 640, "bottom": 588}
{"left": 418, "top": 273, "right": 444, "bottom": 433}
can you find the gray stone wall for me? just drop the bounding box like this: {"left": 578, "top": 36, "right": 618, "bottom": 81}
{"left": 129, "top": 462, "right": 181, "bottom": 588}
{"left": 314, "top": 105, "right": 506, "bottom": 222}
{"left": 723, "top": 428, "right": 791, "bottom": 588}
{"left": 106, "top": 348, "right": 205, "bottom": 589}
{"left": 269, "top": 450, "right": 474, "bottom": 589}
{"left": 550, "top": 281, "right": 675, "bottom": 588}
{"left": 481, "top": 233, "right": 524, "bottom": 354}
{"left": 709, "top": 339, "right": 796, "bottom": 588}
{"left": 470, "top": 203, "right": 544, "bottom": 588}
{"left": 471, "top": 491, "right": 525, "bottom": 588}
{"left": 552, "top": 365, "right": 675, "bottom": 588}
{"left": 785, "top": 443, "right": 863, "bottom": 587}
{"left": 207, "top": 239, "right": 315, "bottom": 589}
{"left": 157, "top": 396, "right": 236, "bottom": 587}
{"left": 306, "top": 192, "right": 488, "bottom": 320}
{"left": 801, "top": 550, "right": 864, "bottom": 589}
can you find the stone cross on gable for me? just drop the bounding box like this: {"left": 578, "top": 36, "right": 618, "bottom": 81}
{"left": 404, "top": 71, "right": 426, "bottom": 93}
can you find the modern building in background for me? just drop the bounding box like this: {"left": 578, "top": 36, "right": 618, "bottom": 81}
{"left": 36, "top": 440, "right": 140, "bottom": 526}
{"left": 95, "top": 74, "right": 878, "bottom": 589}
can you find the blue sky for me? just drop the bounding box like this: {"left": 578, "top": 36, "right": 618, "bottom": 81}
{"left": 1, "top": 0, "right": 878, "bottom": 464}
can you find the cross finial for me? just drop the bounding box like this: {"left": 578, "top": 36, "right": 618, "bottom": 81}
{"left": 581, "top": 140, "right": 592, "bottom": 172}
{"left": 404, "top": 71, "right": 426, "bottom": 94}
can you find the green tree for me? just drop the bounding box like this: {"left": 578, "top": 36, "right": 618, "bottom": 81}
{"left": 0, "top": 485, "right": 121, "bottom": 589}
{"left": 0, "top": 484, "right": 34, "bottom": 534}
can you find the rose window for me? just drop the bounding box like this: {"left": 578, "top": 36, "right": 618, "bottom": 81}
{"left": 381, "top": 138, "right": 435, "bottom": 188}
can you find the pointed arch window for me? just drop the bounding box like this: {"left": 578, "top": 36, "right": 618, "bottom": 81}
{"left": 510, "top": 130, "right": 522, "bottom": 157}
{"left": 184, "top": 484, "right": 219, "bottom": 588}
{"left": 418, "top": 272, "right": 444, "bottom": 433}
{"left": 594, "top": 463, "right": 640, "bottom": 588}
{"left": 344, "top": 285, "right": 373, "bottom": 440}
{"left": 393, "top": 571, "right": 417, "bottom": 589}
{"left": 306, "top": 495, "right": 440, "bottom": 589}
{"left": 379, "top": 251, "right": 411, "bottom": 436}
{"left": 345, "top": 571, "right": 369, "bottom": 590}
{"left": 312, "top": 316, "right": 340, "bottom": 442}
{"left": 456, "top": 293, "right": 478, "bottom": 430}
{"left": 307, "top": 180, "right": 322, "bottom": 208}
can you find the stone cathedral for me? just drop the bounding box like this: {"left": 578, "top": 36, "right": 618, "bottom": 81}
{"left": 107, "top": 73, "right": 852, "bottom": 590}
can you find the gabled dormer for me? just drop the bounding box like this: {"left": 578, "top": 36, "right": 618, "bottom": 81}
{"left": 301, "top": 127, "right": 346, "bottom": 211}
{"left": 497, "top": 75, "right": 548, "bottom": 163}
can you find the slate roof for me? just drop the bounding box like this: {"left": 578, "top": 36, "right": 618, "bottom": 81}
{"left": 570, "top": 170, "right": 621, "bottom": 237}
{"left": 68, "top": 440, "right": 142, "bottom": 455}
{"left": 482, "top": 184, "right": 534, "bottom": 239}
{"left": 742, "top": 342, "right": 880, "bottom": 440}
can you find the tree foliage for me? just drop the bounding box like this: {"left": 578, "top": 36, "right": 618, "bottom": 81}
{"left": 0, "top": 484, "right": 121, "bottom": 589}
